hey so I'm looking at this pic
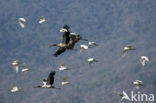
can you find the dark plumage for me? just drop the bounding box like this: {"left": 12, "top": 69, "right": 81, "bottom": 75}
{"left": 34, "top": 71, "right": 61, "bottom": 89}
{"left": 68, "top": 34, "right": 88, "bottom": 50}
{"left": 54, "top": 47, "right": 66, "bottom": 56}
{"left": 62, "top": 25, "right": 70, "bottom": 44}
{"left": 52, "top": 25, "right": 70, "bottom": 56}
{"left": 46, "top": 71, "right": 56, "bottom": 85}
{"left": 50, "top": 25, "right": 88, "bottom": 56}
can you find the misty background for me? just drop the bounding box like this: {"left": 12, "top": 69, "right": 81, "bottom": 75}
{"left": 0, "top": 0, "right": 156, "bottom": 103}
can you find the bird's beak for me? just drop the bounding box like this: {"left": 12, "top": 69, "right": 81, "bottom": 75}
{"left": 49, "top": 45, "right": 53, "bottom": 47}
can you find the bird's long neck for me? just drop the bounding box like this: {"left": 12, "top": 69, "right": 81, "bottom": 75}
{"left": 49, "top": 44, "right": 58, "bottom": 47}
{"left": 34, "top": 85, "right": 42, "bottom": 88}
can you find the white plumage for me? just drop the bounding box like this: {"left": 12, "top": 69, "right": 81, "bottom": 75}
{"left": 122, "top": 46, "right": 136, "bottom": 57}
{"left": 88, "top": 42, "right": 97, "bottom": 46}
{"left": 61, "top": 77, "right": 70, "bottom": 85}
{"left": 140, "top": 56, "right": 149, "bottom": 66}
{"left": 59, "top": 64, "right": 71, "bottom": 71}
{"left": 11, "top": 83, "right": 19, "bottom": 92}
{"left": 88, "top": 58, "right": 98, "bottom": 66}
{"left": 80, "top": 44, "right": 88, "bottom": 52}
{"left": 12, "top": 60, "right": 20, "bottom": 73}
{"left": 39, "top": 16, "right": 46, "bottom": 24}
{"left": 60, "top": 28, "right": 68, "bottom": 32}
{"left": 21, "top": 62, "right": 29, "bottom": 74}
{"left": 18, "top": 18, "right": 26, "bottom": 28}
{"left": 133, "top": 80, "right": 143, "bottom": 89}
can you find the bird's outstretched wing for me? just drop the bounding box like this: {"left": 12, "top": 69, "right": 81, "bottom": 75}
{"left": 68, "top": 34, "right": 80, "bottom": 50}
{"left": 14, "top": 65, "right": 19, "bottom": 73}
{"left": 54, "top": 47, "right": 66, "bottom": 56}
{"left": 61, "top": 64, "right": 66, "bottom": 67}
{"left": 40, "top": 16, "right": 44, "bottom": 19}
{"left": 46, "top": 71, "right": 55, "bottom": 85}
{"left": 127, "top": 46, "right": 132, "bottom": 49}
{"left": 122, "top": 50, "right": 128, "bottom": 57}
{"left": 61, "top": 31, "right": 70, "bottom": 44}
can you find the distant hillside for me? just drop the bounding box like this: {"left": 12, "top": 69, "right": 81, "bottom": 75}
{"left": 0, "top": 0, "right": 155, "bottom": 103}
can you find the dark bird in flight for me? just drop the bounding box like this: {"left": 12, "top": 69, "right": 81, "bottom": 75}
{"left": 35, "top": 71, "right": 60, "bottom": 89}
{"left": 50, "top": 25, "right": 88, "bottom": 56}
{"left": 50, "top": 25, "right": 71, "bottom": 56}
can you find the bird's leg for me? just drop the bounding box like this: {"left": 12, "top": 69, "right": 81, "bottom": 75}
{"left": 51, "top": 86, "right": 61, "bottom": 89}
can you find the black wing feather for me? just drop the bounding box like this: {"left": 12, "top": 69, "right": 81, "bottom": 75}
{"left": 54, "top": 47, "right": 66, "bottom": 56}
{"left": 61, "top": 31, "right": 70, "bottom": 44}
{"left": 46, "top": 71, "right": 55, "bottom": 85}
{"left": 68, "top": 35, "right": 80, "bottom": 50}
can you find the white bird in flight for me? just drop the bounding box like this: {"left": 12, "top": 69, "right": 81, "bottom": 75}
{"left": 112, "top": 91, "right": 131, "bottom": 101}
{"left": 18, "top": 18, "right": 26, "bottom": 28}
{"left": 88, "top": 58, "right": 98, "bottom": 67}
{"left": 59, "top": 64, "right": 71, "bottom": 71}
{"left": 12, "top": 60, "right": 20, "bottom": 73}
{"left": 88, "top": 42, "right": 98, "bottom": 46}
{"left": 39, "top": 16, "right": 46, "bottom": 24}
{"left": 11, "top": 83, "right": 22, "bottom": 92}
{"left": 133, "top": 80, "right": 143, "bottom": 89}
{"left": 140, "top": 56, "right": 149, "bottom": 66}
{"left": 80, "top": 44, "right": 89, "bottom": 52}
{"left": 62, "top": 77, "right": 70, "bottom": 85}
{"left": 122, "top": 46, "right": 136, "bottom": 57}
{"left": 21, "top": 62, "right": 29, "bottom": 74}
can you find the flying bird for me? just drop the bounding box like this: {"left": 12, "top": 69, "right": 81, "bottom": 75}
{"left": 11, "top": 83, "right": 23, "bottom": 92}
{"left": 88, "top": 42, "right": 98, "bottom": 47}
{"left": 133, "top": 80, "right": 143, "bottom": 89}
{"left": 35, "top": 71, "right": 60, "bottom": 89}
{"left": 140, "top": 56, "right": 149, "bottom": 66}
{"left": 112, "top": 91, "right": 131, "bottom": 101}
{"left": 88, "top": 58, "right": 98, "bottom": 67}
{"left": 122, "top": 46, "right": 136, "bottom": 57}
{"left": 50, "top": 25, "right": 70, "bottom": 56}
{"left": 59, "top": 64, "right": 71, "bottom": 71}
{"left": 80, "top": 44, "right": 89, "bottom": 52}
{"left": 18, "top": 18, "right": 26, "bottom": 28}
{"left": 62, "top": 76, "right": 70, "bottom": 85}
{"left": 12, "top": 60, "right": 20, "bottom": 73}
{"left": 39, "top": 16, "right": 46, "bottom": 24}
{"left": 21, "top": 63, "right": 29, "bottom": 74}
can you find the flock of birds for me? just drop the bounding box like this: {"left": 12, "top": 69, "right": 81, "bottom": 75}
{"left": 112, "top": 46, "right": 150, "bottom": 97}
{"left": 11, "top": 17, "right": 150, "bottom": 101}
